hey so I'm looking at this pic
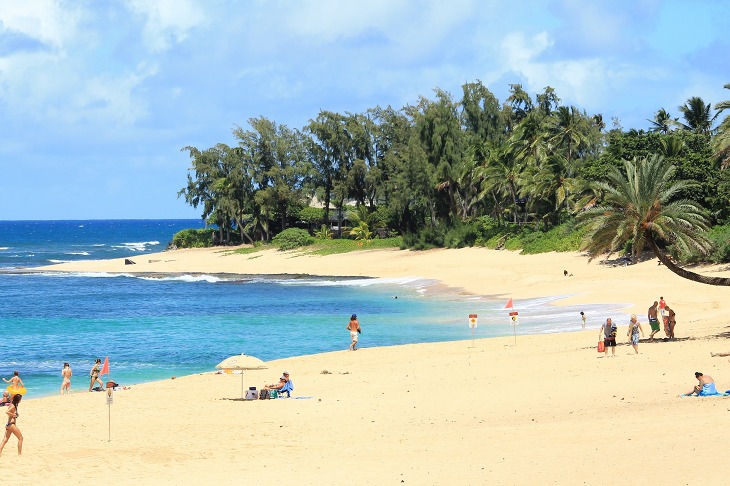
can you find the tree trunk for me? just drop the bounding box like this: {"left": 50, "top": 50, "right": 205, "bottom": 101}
{"left": 646, "top": 233, "right": 730, "bottom": 286}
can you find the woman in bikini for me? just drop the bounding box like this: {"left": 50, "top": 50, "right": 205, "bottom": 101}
{"left": 2, "top": 371, "right": 24, "bottom": 392}
{"left": 89, "top": 359, "right": 104, "bottom": 392}
{"left": 0, "top": 394, "right": 23, "bottom": 455}
{"left": 61, "top": 362, "right": 73, "bottom": 395}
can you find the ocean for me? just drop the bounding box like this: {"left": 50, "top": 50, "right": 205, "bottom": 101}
{"left": 0, "top": 220, "right": 625, "bottom": 398}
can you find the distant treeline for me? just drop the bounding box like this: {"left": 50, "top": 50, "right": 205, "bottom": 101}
{"left": 177, "top": 81, "right": 730, "bottom": 261}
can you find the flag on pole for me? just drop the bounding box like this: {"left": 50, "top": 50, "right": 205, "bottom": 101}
{"left": 100, "top": 356, "right": 110, "bottom": 376}
{"left": 503, "top": 298, "right": 513, "bottom": 310}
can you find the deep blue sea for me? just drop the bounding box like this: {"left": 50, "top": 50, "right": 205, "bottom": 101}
{"left": 0, "top": 220, "right": 625, "bottom": 398}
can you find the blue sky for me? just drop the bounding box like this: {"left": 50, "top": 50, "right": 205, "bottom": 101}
{"left": 0, "top": 0, "right": 727, "bottom": 220}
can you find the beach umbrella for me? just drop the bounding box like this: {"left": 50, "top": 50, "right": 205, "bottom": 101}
{"left": 215, "top": 354, "right": 268, "bottom": 399}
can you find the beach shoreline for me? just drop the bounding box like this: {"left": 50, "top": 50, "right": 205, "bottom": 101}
{"left": 11, "top": 246, "right": 730, "bottom": 484}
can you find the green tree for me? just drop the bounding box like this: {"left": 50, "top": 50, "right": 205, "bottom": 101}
{"left": 647, "top": 108, "right": 675, "bottom": 134}
{"left": 713, "top": 83, "right": 730, "bottom": 168}
{"left": 578, "top": 154, "right": 730, "bottom": 285}
{"left": 676, "top": 96, "right": 715, "bottom": 135}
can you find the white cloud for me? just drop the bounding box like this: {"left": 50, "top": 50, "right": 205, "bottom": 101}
{"left": 125, "top": 0, "right": 206, "bottom": 53}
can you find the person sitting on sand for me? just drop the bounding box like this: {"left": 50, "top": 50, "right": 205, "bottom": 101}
{"left": 0, "top": 392, "right": 10, "bottom": 406}
{"left": 683, "top": 372, "right": 719, "bottom": 396}
{"left": 2, "top": 371, "right": 24, "bottom": 392}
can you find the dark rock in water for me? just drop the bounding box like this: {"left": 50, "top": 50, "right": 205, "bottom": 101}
{"left": 124, "top": 259, "right": 136, "bottom": 265}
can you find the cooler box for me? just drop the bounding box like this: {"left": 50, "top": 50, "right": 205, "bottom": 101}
{"left": 245, "top": 387, "right": 257, "bottom": 400}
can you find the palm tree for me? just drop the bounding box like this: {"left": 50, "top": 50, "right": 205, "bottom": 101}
{"left": 647, "top": 108, "right": 675, "bottom": 134}
{"left": 676, "top": 97, "right": 715, "bottom": 134}
{"left": 713, "top": 83, "right": 730, "bottom": 168}
{"left": 578, "top": 154, "right": 730, "bottom": 286}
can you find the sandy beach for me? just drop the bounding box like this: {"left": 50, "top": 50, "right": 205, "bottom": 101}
{"left": 7, "top": 247, "right": 730, "bottom": 484}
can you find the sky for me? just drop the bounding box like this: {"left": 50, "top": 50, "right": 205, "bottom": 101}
{"left": 0, "top": 0, "right": 728, "bottom": 220}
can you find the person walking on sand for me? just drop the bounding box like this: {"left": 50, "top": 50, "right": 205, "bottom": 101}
{"left": 2, "top": 371, "right": 24, "bottom": 392}
{"left": 0, "top": 394, "right": 23, "bottom": 456}
{"left": 647, "top": 301, "right": 660, "bottom": 340}
{"left": 580, "top": 311, "right": 586, "bottom": 329}
{"left": 61, "top": 362, "right": 72, "bottom": 395}
{"left": 627, "top": 314, "right": 644, "bottom": 354}
{"left": 89, "top": 358, "right": 104, "bottom": 391}
{"left": 659, "top": 296, "right": 666, "bottom": 317}
{"left": 599, "top": 318, "right": 617, "bottom": 357}
{"left": 346, "top": 314, "right": 361, "bottom": 351}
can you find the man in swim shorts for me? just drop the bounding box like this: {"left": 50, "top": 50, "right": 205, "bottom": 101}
{"left": 684, "top": 372, "right": 719, "bottom": 396}
{"left": 647, "top": 301, "right": 660, "bottom": 340}
{"left": 346, "top": 314, "right": 361, "bottom": 351}
{"left": 599, "top": 318, "right": 617, "bottom": 357}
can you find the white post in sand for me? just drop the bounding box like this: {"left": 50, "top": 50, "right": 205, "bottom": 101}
{"left": 468, "top": 314, "right": 478, "bottom": 348}
{"left": 106, "top": 387, "right": 113, "bottom": 442}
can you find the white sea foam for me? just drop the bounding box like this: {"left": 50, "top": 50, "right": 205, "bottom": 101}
{"left": 48, "top": 259, "right": 74, "bottom": 264}
{"left": 66, "top": 251, "right": 90, "bottom": 256}
{"left": 276, "top": 276, "right": 427, "bottom": 287}
{"left": 113, "top": 241, "right": 160, "bottom": 252}
{"left": 139, "top": 274, "right": 224, "bottom": 283}
{"left": 0, "top": 247, "right": 9, "bottom": 251}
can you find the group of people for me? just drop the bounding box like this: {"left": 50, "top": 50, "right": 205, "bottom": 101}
{"left": 597, "top": 297, "right": 678, "bottom": 356}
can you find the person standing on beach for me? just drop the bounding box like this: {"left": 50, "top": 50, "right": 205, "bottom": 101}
{"left": 599, "top": 318, "right": 617, "bottom": 357}
{"left": 2, "top": 371, "right": 24, "bottom": 392}
{"left": 664, "top": 306, "right": 676, "bottom": 339}
{"left": 580, "top": 311, "right": 586, "bottom": 329}
{"left": 346, "top": 314, "right": 361, "bottom": 351}
{"left": 647, "top": 301, "right": 660, "bottom": 340}
{"left": 0, "top": 394, "right": 23, "bottom": 455}
{"left": 627, "top": 314, "right": 644, "bottom": 354}
{"left": 659, "top": 296, "right": 666, "bottom": 317}
{"left": 89, "top": 359, "right": 103, "bottom": 391}
{"left": 61, "top": 362, "right": 72, "bottom": 395}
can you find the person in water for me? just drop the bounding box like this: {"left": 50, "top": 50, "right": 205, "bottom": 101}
{"left": 683, "top": 372, "right": 719, "bottom": 396}
{"left": 2, "top": 371, "right": 24, "bottom": 391}
{"left": 0, "top": 394, "right": 23, "bottom": 455}
{"left": 61, "top": 362, "right": 73, "bottom": 395}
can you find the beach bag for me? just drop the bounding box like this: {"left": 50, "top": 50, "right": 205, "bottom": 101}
{"left": 597, "top": 341, "right": 605, "bottom": 353}
{"left": 269, "top": 390, "right": 278, "bottom": 399}
{"left": 259, "top": 389, "right": 270, "bottom": 400}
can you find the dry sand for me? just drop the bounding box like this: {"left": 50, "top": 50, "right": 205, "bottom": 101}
{"left": 6, "top": 247, "right": 730, "bottom": 485}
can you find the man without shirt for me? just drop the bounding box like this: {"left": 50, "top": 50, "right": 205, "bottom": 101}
{"left": 647, "top": 301, "right": 660, "bottom": 340}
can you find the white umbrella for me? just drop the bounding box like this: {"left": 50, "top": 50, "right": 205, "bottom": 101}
{"left": 215, "top": 354, "right": 268, "bottom": 399}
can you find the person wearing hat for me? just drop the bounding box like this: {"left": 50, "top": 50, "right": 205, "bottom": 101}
{"left": 263, "top": 371, "right": 290, "bottom": 391}
{"left": 346, "top": 314, "right": 361, "bottom": 351}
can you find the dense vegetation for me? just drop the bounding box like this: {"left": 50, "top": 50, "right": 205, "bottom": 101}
{"left": 177, "top": 81, "right": 730, "bottom": 265}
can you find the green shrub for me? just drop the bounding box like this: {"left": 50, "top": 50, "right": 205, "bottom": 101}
{"left": 272, "top": 228, "right": 314, "bottom": 251}
{"left": 402, "top": 226, "right": 446, "bottom": 250}
{"left": 171, "top": 228, "right": 216, "bottom": 248}
{"left": 298, "top": 207, "right": 324, "bottom": 225}
{"left": 444, "top": 223, "right": 479, "bottom": 248}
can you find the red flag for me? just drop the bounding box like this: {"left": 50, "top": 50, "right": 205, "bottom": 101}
{"left": 504, "top": 298, "right": 513, "bottom": 310}
{"left": 100, "top": 356, "right": 109, "bottom": 376}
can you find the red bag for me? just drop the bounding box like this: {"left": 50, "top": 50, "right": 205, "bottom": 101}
{"left": 597, "top": 341, "right": 605, "bottom": 353}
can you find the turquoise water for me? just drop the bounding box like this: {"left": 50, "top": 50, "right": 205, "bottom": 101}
{"left": 0, "top": 220, "right": 625, "bottom": 398}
